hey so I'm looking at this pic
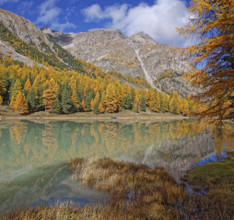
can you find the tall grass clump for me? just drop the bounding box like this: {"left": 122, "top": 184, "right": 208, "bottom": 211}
{"left": 69, "top": 157, "right": 188, "bottom": 219}
{"left": 2, "top": 155, "right": 233, "bottom": 219}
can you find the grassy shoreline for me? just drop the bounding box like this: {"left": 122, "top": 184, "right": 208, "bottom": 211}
{"left": 2, "top": 155, "right": 233, "bottom": 219}
{"left": 0, "top": 115, "right": 189, "bottom": 121}
{"left": 0, "top": 106, "right": 189, "bottom": 121}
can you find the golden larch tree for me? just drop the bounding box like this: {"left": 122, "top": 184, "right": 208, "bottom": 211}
{"left": 181, "top": 99, "right": 190, "bottom": 115}
{"left": 91, "top": 92, "right": 100, "bottom": 111}
{"left": 105, "top": 84, "right": 119, "bottom": 113}
{"left": 42, "top": 78, "right": 59, "bottom": 112}
{"left": 98, "top": 102, "right": 105, "bottom": 113}
{"left": 81, "top": 100, "right": 86, "bottom": 111}
{"left": 178, "top": 0, "right": 234, "bottom": 122}
{"left": 24, "top": 78, "right": 32, "bottom": 92}
{"left": 0, "top": 71, "right": 6, "bottom": 97}
{"left": 169, "top": 92, "right": 181, "bottom": 114}
{"left": 14, "top": 91, "right": 28, "bottom": 114}
{"left": 71, "top": 89, "right": 79, "bottom": 110}
{"left": 133, "top": 89, "right": 141, "bottom": 112}
{"left": 150, "top": 89, "right": 160, "bottom": 112}
{"left": 10, "top": 79, "right": 22, "bottom": 101}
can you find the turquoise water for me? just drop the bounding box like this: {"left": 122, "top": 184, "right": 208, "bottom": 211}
{"left": 0, "top": 120, "right": 233, "bottom": 213}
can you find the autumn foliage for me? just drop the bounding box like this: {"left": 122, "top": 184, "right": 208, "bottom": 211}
{"left": 0, "top": 54, "right": 198, "bottom": 115}
{"left": 0, "top": 18, "right": 202, "bottom": 116}
{"left": 13, "top": 91, "right": 28, "bottom": 114}
{"left": 178, "top": 0, "right": 234, "bottom": 122}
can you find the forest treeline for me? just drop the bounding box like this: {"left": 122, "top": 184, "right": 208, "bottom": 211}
{"left": 0, "top": 21, "right": 205, "bottom": 115}
{"left": 0, "top": 54, "right": 203, "bottom": 115}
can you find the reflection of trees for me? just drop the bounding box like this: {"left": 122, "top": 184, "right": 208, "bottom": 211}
{"left": 23, "top": 143, "right": 30, "bottom": 157}
{"left": 0, "top": 163, "right": 68, "bottom": 213}
{"left": 9, "top": 122, "right": 28, "bottom": 145}
{"left": 70, "top": 127, "right": 79, "bottom": 157}
{"left": 2, "top": 120, "right": 230, "bottom": 178}
{"left": 42, "top": 123, "right": 58, "bottom": 160}
{"left": 71, "top": 120, "right": 211, "bottom": 158}
{"left": 222, "top": 124, "right": 234, "bottom": 151}
{"left": 211, "top": 123, "right": 234, "bottom": 154}
{"left": 0, "top": 122, "right": 29, "bottom": 173}
{"left": 9, "top": 122, "right": 28, "bottom": 159}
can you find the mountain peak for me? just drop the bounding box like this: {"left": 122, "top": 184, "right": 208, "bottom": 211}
{"left": 41, "top": 25, "right": 55, "bottom": 35}
{"left": 87, "top": 28, "right": 126, "bottom": 39}
{"left": 41, "top": 25, "right": 50, "bottom": 30}
{"left": 43, "top": 27, "right": 195, "bottom": 96}
{"left": 130, "top": 32, "right": 157, "bottom": 45}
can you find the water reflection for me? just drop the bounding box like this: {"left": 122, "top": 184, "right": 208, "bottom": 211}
{"left": 0, "top": 120, "right": 233, "bottom": 177}
{"left": 0, "top": 119, "right": 233, "bottom": 213}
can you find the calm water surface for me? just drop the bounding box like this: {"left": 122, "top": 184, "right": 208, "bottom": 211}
{"left": 0, "top": 119, "right": 233, "bottom": 213}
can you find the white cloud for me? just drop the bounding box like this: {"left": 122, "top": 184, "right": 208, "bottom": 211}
{"left": 82, "top": 0, "right": 193, "bottom": 47}
{"left": 18, "top": 1, "right": 34, "bottom": 15}
{"left": 37, "top": 7, "right": 61, "bottom": 24}
{"left": 36, "top": 0, "right": 76, "bottom": 31}
{"left": 52, "top": 22, "right": 76, "bottom": 31}
{"left": 83, "top": 4, "right": 104, "bottom": 21}
{"left": 0, "top": 0, "right": 19, "bottom": 5}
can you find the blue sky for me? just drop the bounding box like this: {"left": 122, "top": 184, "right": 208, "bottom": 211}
{"left": 0, "top": 0, "right": 192, "bottom": 47}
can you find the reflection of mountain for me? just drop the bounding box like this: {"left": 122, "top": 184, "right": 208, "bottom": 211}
{"left": 125, "top": 129, "right": 214, "bottom": 178}
{"left": 0, "top": 163, "right": 107, "bottom": 214}
{"left": 0, "top": 120, "right": 231, "bottom": 177}
{"left": 0, "top": 120, "right": 202, "bottom": 174}
{"left": 0, "top": 120, "right": 233, "bottom": 213}
{"left": 0, "top": 163, "right": 67, "bottom": 213}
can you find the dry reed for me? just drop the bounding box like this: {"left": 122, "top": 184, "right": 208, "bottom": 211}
{"left": 2, "top": 156, "right": 233, "bottom": 219}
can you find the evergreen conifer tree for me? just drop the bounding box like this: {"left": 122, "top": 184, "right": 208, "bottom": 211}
{"left": 52, "top": 96, "right": 62, "bottom": 113}
{"left": 85, "top": 89, "right": 94, "bottom": 111}
{"left": 26, "top": 88, "right": 35, "bottom": 112}
{"left": 123, "top": 93, "right": 132, "bottom": 110}
{"left": 0, "top": 71, "right": 6, "bottom": 97}
{"left": 140, "top": 95, "right": 146, "bottom": 111}
{"left": 61, "top": 85, "right": 74, "bottom": 114}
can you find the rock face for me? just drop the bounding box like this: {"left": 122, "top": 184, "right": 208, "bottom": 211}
{"left": 0, "top": 9, "right": 197, "bottom": 96}
{"left": 0, "top": 9, "right": 52, "bottom": 50}
{"left": 0, "top": 9, "right": 77, "bottom": 69}
{"left": 43, "top": 27, "right": 197, "bottom": 96}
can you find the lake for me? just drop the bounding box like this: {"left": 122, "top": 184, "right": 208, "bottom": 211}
{"left": 0, "top": 119, "right": 233, "bottom": 213}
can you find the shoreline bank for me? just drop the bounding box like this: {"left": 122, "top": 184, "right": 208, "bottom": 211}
{"left": 0, "top": 114, "right": 189, "bottom": 121}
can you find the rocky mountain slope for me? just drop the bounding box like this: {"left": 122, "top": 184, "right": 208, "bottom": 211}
{"left": 0, "top": 9, "right": 197, "bottom": 96}
{"left": 43, "top": 27, "right": 197, "bottom": 97}
{"left": 0, "top": 9, "right": 85, "bottom": 73}
{"left": 0, "top": 9, "right": 50, "bottom": 49}
{"left": 0, "top": 9, "right": 151, "bottom": 89}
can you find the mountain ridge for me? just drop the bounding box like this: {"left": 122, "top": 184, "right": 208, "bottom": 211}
{"left": 0, "top": 8, "right": 199, "bottom": 116}
{"left": 42, "top": 26, "right": 196, "bottom": 96}
{"left": 0, "top": 9, "right": 197, "bottom": 97}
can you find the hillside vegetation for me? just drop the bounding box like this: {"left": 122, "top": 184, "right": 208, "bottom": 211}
{"left": 0, "top": 53, "right": 201, "bottom": 115}
{"left": 0, "top": 21, "right": 203, "bottom": 115}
